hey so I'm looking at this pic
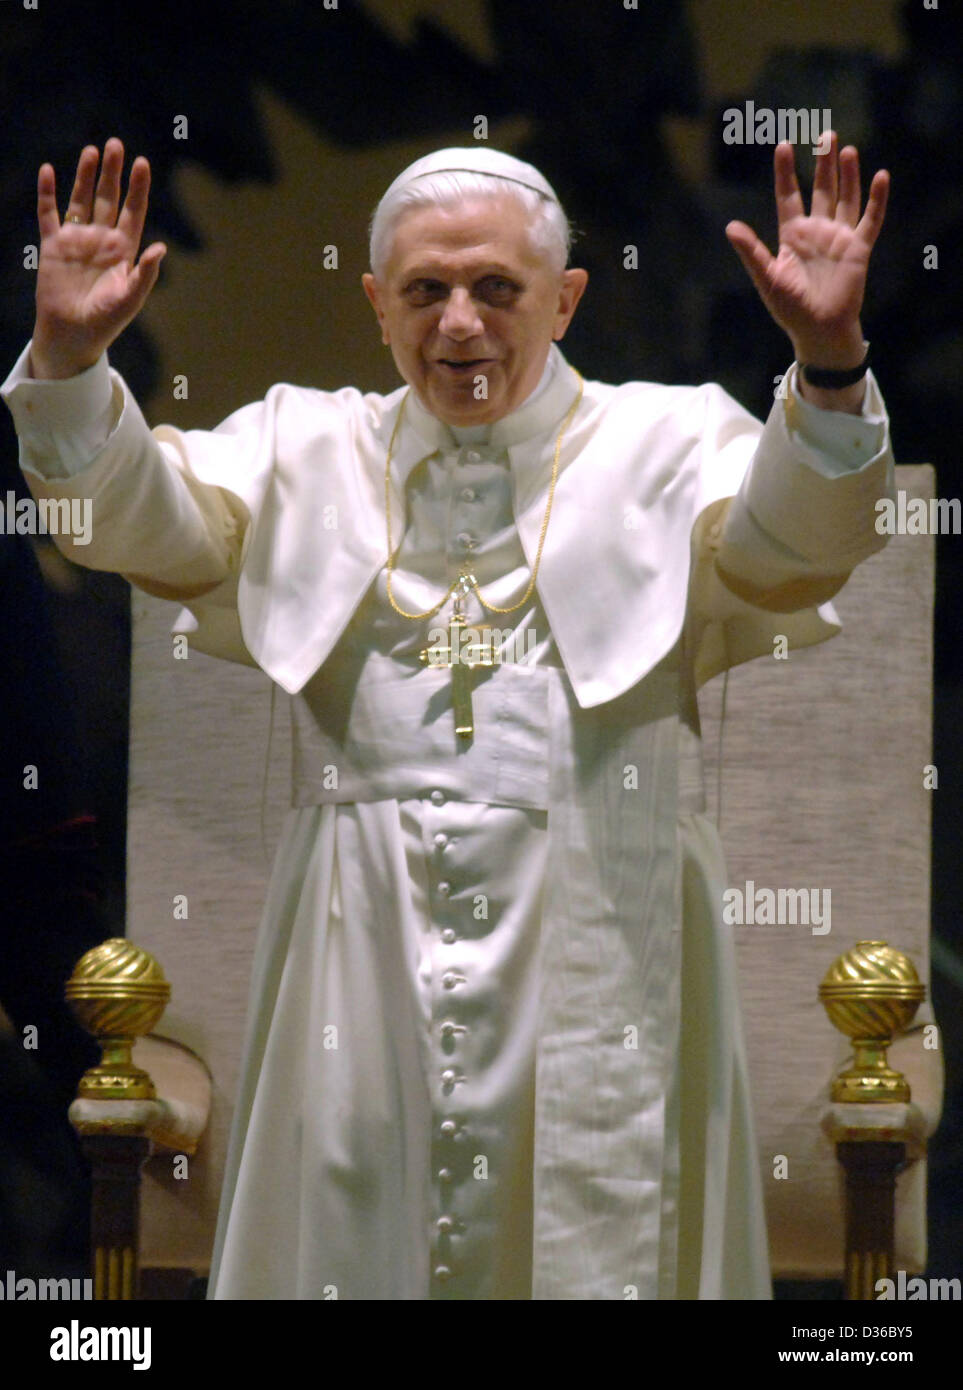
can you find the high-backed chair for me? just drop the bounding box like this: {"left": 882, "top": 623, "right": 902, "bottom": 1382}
{"left": 124, "top": 463, "right": 941, "bottom": 1288}
{"left": 699, "top": 462, "right": 940, "bottom": 1280}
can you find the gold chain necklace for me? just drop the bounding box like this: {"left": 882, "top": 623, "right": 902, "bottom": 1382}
{"left": 381, "top": 368, "right": 584, "bottom": 739}
{"left": 384, "top": 368, "right": 584, "bottom": 620}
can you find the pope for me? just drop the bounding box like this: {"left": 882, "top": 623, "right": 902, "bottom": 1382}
{"left": 2, "top": 135, "right": 893, "bottom": 1300}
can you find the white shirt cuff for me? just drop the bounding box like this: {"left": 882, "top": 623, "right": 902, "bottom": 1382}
{"left": 1, "top": 343, "right": 117, "bottom": 479}
{"left": 782, "top": 360, "right": 886, "bottom": 479}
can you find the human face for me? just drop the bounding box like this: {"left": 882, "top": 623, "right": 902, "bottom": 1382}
{"left": 362, "top": 194, "right": 587, "bottom": 425}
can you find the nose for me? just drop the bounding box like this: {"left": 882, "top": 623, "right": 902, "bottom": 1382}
{"left": 437, "top": 287, "right": 484, "bottom": 340}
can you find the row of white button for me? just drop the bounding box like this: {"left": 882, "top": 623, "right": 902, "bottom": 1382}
{"left": 431, "top": 785, "right": 467, "bottom": 1289}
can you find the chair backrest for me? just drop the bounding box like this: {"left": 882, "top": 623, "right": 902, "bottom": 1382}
{"left": 699, "top": 463, "right": 939, "bottom": 1276}
{"left": 126, "top": 464, "right": 938, "bottom": 1279}
{"left": 126, "top": 603, "right": 289, "bottom": 1272}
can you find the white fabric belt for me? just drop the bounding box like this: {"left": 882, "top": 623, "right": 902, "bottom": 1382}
{"left": 289, "top": 657, "right": 557, "bottom": 810}
{"left": 288, "top": 654, "right": 705, "bottom": 816}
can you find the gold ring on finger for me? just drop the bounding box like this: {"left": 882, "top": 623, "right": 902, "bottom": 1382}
{"left": 65, "top": 214, "right": 85, "bottom": 224}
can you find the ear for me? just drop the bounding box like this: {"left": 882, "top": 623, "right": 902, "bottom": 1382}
{"left": 552, "top": 268, "right": 588, "bottom": 341}
{"left": 361, "top": 272, "right": 390, "bottom": 345}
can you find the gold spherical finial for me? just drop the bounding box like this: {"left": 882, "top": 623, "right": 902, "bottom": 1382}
{"left": 65, "top": 938, "right": 171, "bottom": 1100}
{"left": 818, "top": 940, "right": 925, "bottom": 1103}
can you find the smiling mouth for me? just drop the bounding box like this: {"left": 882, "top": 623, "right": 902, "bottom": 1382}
{"left": 435, "top": 358, "right": 493, "bottom": 373}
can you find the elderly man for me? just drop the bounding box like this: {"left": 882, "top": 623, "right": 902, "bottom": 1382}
{"left": 2, "top": 137, "right": 892, "bottom": 1301}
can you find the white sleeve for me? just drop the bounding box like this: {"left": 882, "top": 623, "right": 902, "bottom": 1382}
{"left": 685, "top": 365, "right": 895, "bottom": 685}
{"left": 709, "top": 361, "right": 894, "bottom": 603}
{"left": 781, "top": 360, "right": 886, "bottom": 478}
{"left": 0, "top": 343, "right": 118, "bottom": 480}
{"left": 0, "top": 343, "right": 252, "bottom": 597}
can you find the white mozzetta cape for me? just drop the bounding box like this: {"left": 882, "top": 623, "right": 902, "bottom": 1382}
{"left": 4, "top": 344, "right": 890, "bottom": 702}
{"left": 3, "top": 345, "right": 893, "bottom": 1299}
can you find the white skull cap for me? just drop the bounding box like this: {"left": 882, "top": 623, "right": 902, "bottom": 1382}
{"left": 380, "top": 146, "right": 560, "bottom": 204}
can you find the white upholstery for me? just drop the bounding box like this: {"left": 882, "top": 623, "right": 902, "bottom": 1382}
{"left": 700, "top": 463, "right": 939, "bottom": 1275}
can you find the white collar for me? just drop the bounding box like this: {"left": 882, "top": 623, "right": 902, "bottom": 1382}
{"left": 403, "top": 344, "right": 577, "bottom": 456}
{"left": 448, "top": 350, "right": 558, "bottom": 447}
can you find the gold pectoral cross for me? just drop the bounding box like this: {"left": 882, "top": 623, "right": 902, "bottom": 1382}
{"left": 419, "top": 574, "right": 496, "bottom": 739}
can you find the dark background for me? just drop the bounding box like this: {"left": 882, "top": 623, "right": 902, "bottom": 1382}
{"left": 0, "top": 0, "right": 959, "bottom": 1289}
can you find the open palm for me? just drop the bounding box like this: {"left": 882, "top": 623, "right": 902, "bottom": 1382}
{"left": 725, "top": 133, "right": 889, "bottom": 366}
{"left": 32, "top": 138, "right": 167, "bottom": 379}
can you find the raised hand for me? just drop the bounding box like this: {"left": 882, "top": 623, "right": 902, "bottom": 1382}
{"left": 725, "top": 133, "right": 889, "bottom": 383}
{"left": 31, "top": 138, "right": 167, "bottom": 379}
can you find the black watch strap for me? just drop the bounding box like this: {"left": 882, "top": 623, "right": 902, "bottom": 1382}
{"left": 801, "top": 347, "right": 870, "bottom": 389}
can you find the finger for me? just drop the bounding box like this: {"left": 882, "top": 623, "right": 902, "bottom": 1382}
{"left": 856, "top": 168, "right": 890, "bottom": 249}
{"left": 64, "top": 145, "right": 100, "bottom": 223}
{"left": 773, "top": 142, "right": 806, "bottom": 231}
{"left": 836, "top": 145, "right": 861, "bottom": 225}
{"left": 92, "top": 136, "right": 125, "bottom": 226}
{"left": 37, "top": 162, "right": 61, "bottom": 239}
{"left": 725, "top": 220, "right": 776, "bottom": 298}
{"left": 810, "top": 130, "right": 838, "bottom": 219}
{"left": 126, "top": 242, "right": 167, "bottom": 311}
{"left": 116, "top": 155, "right": 152, "bottom": 255}
{"left": 137, "top": 242, "right": 167, "bottom": 276}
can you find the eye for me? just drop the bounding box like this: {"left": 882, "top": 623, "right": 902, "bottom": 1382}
{"left": 403, "top": 279, "right": 447, "bottom": 306}
{"left": 477, "top": 276, "right": 520, "bottom": 304}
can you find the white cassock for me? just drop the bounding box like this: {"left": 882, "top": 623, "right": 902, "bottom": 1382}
{"left": 2, "top": 340, "right": 893, "bottom": 1300}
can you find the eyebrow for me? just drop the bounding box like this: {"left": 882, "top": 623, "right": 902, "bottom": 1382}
{"left": 397, "top": 265, "right": 525, "bottom": 286}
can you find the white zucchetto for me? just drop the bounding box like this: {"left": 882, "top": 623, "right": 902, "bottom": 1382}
{"left": 378, "top": 146, "right": 561, "bottom": 205}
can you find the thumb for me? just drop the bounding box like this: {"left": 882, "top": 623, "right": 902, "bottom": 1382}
{"left": 725, "top": 222, "right": 775, "bottom": 301}
{"left": 127, "top": 242, "right": 167, "bottom": 309}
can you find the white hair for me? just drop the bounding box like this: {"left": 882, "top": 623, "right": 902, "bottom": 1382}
{"left": 368, "top": 171, "right": 572, "bottom": 278}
